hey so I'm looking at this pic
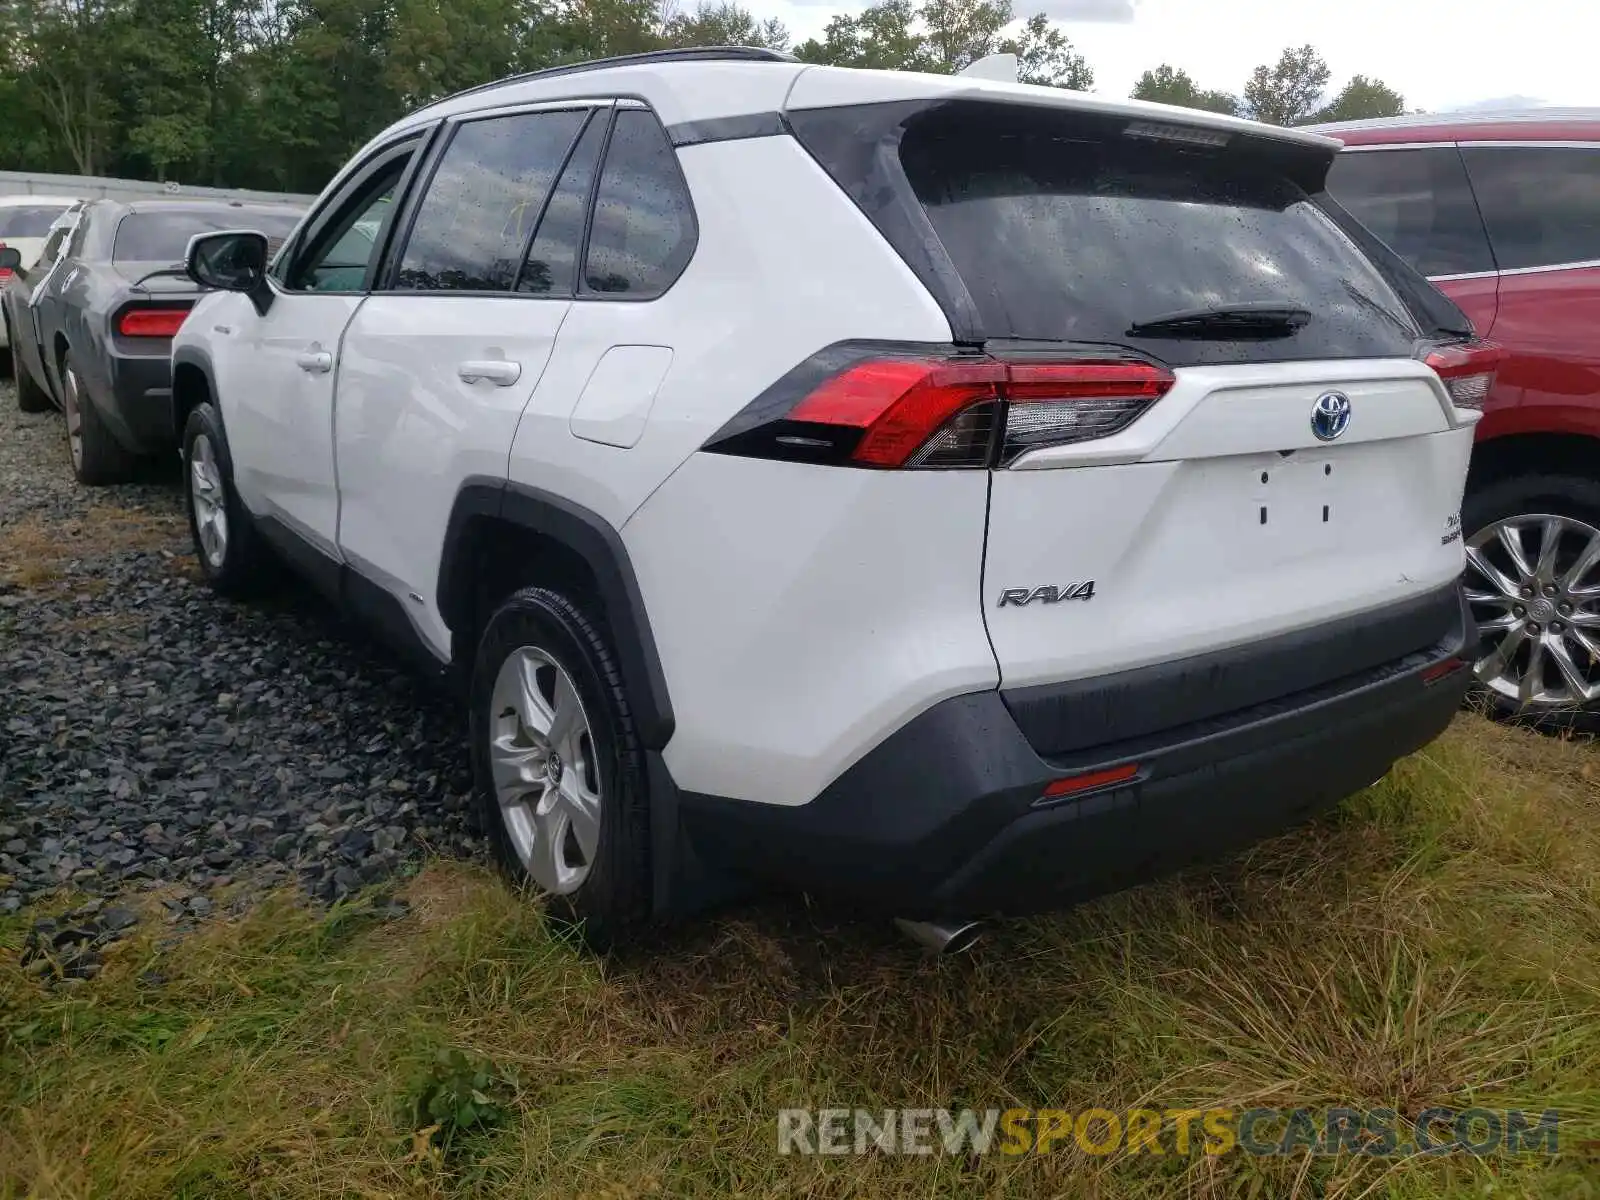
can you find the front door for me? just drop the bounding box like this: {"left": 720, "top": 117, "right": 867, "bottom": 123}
{"left": 334, "top": 103, "right": 600, "bottom": 657}
{"left": 215, "top": 139, "right": 421, "bottom": 554}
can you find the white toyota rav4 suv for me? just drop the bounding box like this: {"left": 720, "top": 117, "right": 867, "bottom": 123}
{"left": 172, "top": 47, "right": 1491, "bottom": 947}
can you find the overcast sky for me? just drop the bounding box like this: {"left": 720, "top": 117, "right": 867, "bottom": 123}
{"left": 765, "top": 0, "right": 1597, "bottom": 113}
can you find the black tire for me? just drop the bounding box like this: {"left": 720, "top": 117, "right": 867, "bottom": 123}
{"left": 61, "top": 351, "right": 136, "bottom": 485}
{"left": 181, "top": 401, "right": 275, "bottom": 597}
{"left": 5, "top": 317, "right": 51, "bottom": 413}
{"left": 1462, "top": 471, "right": 1600, "bottom": 730}
{"left": 470, "top": 587, "right": 651, "bottom": 949}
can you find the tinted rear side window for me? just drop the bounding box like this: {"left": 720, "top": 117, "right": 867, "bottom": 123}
{"left": 0, "top": 205, "right": 70, "bottom": 238}
{"left": 1325, "top": 147, "right": 1495, "bottom": 278}
{"left": 580, "top": 108, "right": 696, "bottom": 298}
{"left": 896, "top": 105, "right": 1419, "bottom": 364}
{"left": 396, "top": 108, "right": 588, "bottom": 292}
{"left": 1460, "top": 145, "right": 1600, "bottom": 270}
{"left": 113, "top": 210, "right": 301, "bottom": 262}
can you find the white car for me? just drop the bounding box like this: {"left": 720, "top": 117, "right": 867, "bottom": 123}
{"left": 170, "top": 48, "right": 1492, "bottom": 948}
{"left": 0, "top": 195, "right": 82, "bottom": 352}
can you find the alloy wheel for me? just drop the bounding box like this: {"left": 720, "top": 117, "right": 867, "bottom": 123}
{"left": 487, "top": 646, "right": 602, "bottom": 894}
{"left": 189, "top": 432, "right": 230, "bottom": 569}
{"left": 61, "top": 364, "right": 83, "bottom": 471}
{"left": 1463, "top": 513, "right": 1600, "bottom": 710}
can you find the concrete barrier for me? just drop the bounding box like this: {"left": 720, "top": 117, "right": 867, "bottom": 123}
{"left": 0, "top": 168, "right": 317, "bottom": 207}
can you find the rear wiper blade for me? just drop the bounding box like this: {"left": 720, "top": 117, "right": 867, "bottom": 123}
{"left": 1127, "top": 302, "right": 1313, "bottom": 340}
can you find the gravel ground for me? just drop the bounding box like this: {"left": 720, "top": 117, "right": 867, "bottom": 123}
{"left": 0, "top": 378, "right": 484, "bottom": 955}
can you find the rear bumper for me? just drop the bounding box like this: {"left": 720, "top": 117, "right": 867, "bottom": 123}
{"left": 676, "top": 584, "right": 1475, "bottom": 918}
{"left": 103, "top": 351, "right": 173, "bottom": 454}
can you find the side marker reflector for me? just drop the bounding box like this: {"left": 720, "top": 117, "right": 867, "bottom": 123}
{"left": 1040, "top": 762, "right": 1139, "bottom": 800}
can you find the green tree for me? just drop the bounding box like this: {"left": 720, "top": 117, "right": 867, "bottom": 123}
{"left": 795, "top": 0, "right": 1089, "bottom": 85}
{"left": 1131, "top": 64, "right": 1237, "bottom": 115}
{"left": 660, "top": 1, "right": 788, "bottom": 51}
{"left": 1314, "top": 74, "right": 1405, "bottom": 123}
{"left": 12, "top": 0, "right": 126, "bottom": 174}
{"left": 1243, "top": 44, "right": 1330, "bottom": 125}
{"left": 919, "top": 0, "right": 1010, "bottom": 72}
{"left": 1004, "top": 13, "right": 1091, "bottom": 89}
{"left": 795, "top": 0, "right": 933, "bottom": 71}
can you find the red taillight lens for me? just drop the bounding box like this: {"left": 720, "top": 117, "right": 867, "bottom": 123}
{"left": 711, "top": 351, "right": 1173, "bottom": 470}
{"left": 118, "top": 308, "right": 189, "bottom": 338}
{"left": 0, "top": 242, "right": 10, "bottom": 282}
{"left": 1423, "top": 339, "right": 1505, "bottom": 411}
{"left": 791, "top": 358, "right": 1004, "bottom": 467}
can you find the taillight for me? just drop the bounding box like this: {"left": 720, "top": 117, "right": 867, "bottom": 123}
{"left": 705, "top": 348, "right": 1173, "bottom": 470}
{"left": 118, "top": 308, "right": 189, "bottom": 338}
{"left": 1423, "top": 339, "right": 1505, "bottom": 411}
{"left": 0, "top": 241, "right": 10, "bottom": 281}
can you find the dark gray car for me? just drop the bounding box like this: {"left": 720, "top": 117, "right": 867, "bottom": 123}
{"left": 0, "top": 198, "right": 302, "bottom": 484}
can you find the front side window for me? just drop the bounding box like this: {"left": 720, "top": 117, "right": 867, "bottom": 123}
{"left": 580, "top": 108, "right": 696, "bottom": 298}
{"left": 396, "top": 109, "right": 588, "bottom": 292}
{"left": 1325, "top": 146, "right": 1495, "bottom": 278}
{"left": 1460, "top": 145, "right": 1600, "bottom": 271}
{"left": 289, "top": 155, "right": 411, "bottom": 293}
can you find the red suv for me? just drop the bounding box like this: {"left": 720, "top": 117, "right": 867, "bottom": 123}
{"left": 1320, "top": 110, "right": 1600, "bottom": 724}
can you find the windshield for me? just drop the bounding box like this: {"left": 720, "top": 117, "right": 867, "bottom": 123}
{"left": 113, "top": 209, "right": 302, "bottom": 263}
{"left": 0, "top": 205, "right": 73, "bottom": 239}
{"left": 897, "top": 104, "right": 1421, "bottom": 364}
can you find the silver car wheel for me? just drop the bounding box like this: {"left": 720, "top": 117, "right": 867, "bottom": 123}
{"left": 61, "top": 363, "right": 83, "bottom": 471}
{"left": 488, "top": 646, "right": 602, "bottom": 894}
{"left": 189, "top": 432, "right": 229, "bottom": 569}
{"left": 1464, "top": 513, "right": 1600, "bottom": 709}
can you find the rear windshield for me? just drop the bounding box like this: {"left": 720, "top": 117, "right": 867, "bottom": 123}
{"left": 898, "top": 107, "right": 1421, "bottom": 364}
{"left": 0, "top": 205, "right": 70, "bottom": 238}
{"left": 113, "top": 209, "right": 301, "bottom": 263}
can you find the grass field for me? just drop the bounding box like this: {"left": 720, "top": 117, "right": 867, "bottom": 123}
{"left": 2, "top": 716, "right": 1597, "bottom": 1199}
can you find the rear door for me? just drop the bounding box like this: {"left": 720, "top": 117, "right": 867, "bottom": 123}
{"left": 891, "top": 103, "right": 1477, "bottom": 687}
{"left": 334, "top": 101, "right": 600, "bottom": 658}
{"left": 1457, "top": 142, "right": 1600, "bottom": 428}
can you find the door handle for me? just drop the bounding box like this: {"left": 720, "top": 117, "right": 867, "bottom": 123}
{"left": 295, "top": 350, "right": 332, "bottom": 373}
{"left": 457, "top": 359, "right": 522, "bottom": 387}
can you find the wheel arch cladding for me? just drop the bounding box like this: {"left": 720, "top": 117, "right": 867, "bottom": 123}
{"left": 438, "top": 478, "right": 676, "bottom": 750}
{"left": 171, "top": 348, "right": 216, "bottom": 443}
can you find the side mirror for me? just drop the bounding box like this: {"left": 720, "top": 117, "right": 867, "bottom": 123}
{"left": 0, "top": 246, "right": 22, "bottom": 272}
{"left": 185, "top": 230, "right": 272, "bottom": 314}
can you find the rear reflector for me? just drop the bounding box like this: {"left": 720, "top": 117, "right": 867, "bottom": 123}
{"left": 1423, "top": 339, "right": 1505, "bottom": 411}
{"left": 1421, "top": 657, "right": 1466, "bottom": 685}
{"left": 1040, "top": 762, "right": 1140, "bottom": 800}
{"left": 118, "top": 308, "right": 190, "bottom": 338}
{"left": 708, "top": 349, "right": 1173, "bottom": 470}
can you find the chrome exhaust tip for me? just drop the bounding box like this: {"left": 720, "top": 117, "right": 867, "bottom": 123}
{"left": 893, "top": 917, "right": 986, "bottom": 955}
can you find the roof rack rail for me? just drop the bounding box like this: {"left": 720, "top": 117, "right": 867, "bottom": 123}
{"left": 435, "top": 46, "right": 800, "bottom": 107}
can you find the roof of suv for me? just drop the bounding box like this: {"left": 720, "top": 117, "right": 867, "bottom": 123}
{"left": 1312, "top": 107, "right": 1600, "bottom": 145}
{"left": 388, "top": 45, "right": 1339, "bottom": 153}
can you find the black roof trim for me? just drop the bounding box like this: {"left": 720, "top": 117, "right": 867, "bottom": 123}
{"left": 436, "top": 46, "right": 798, "bottom": 108}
